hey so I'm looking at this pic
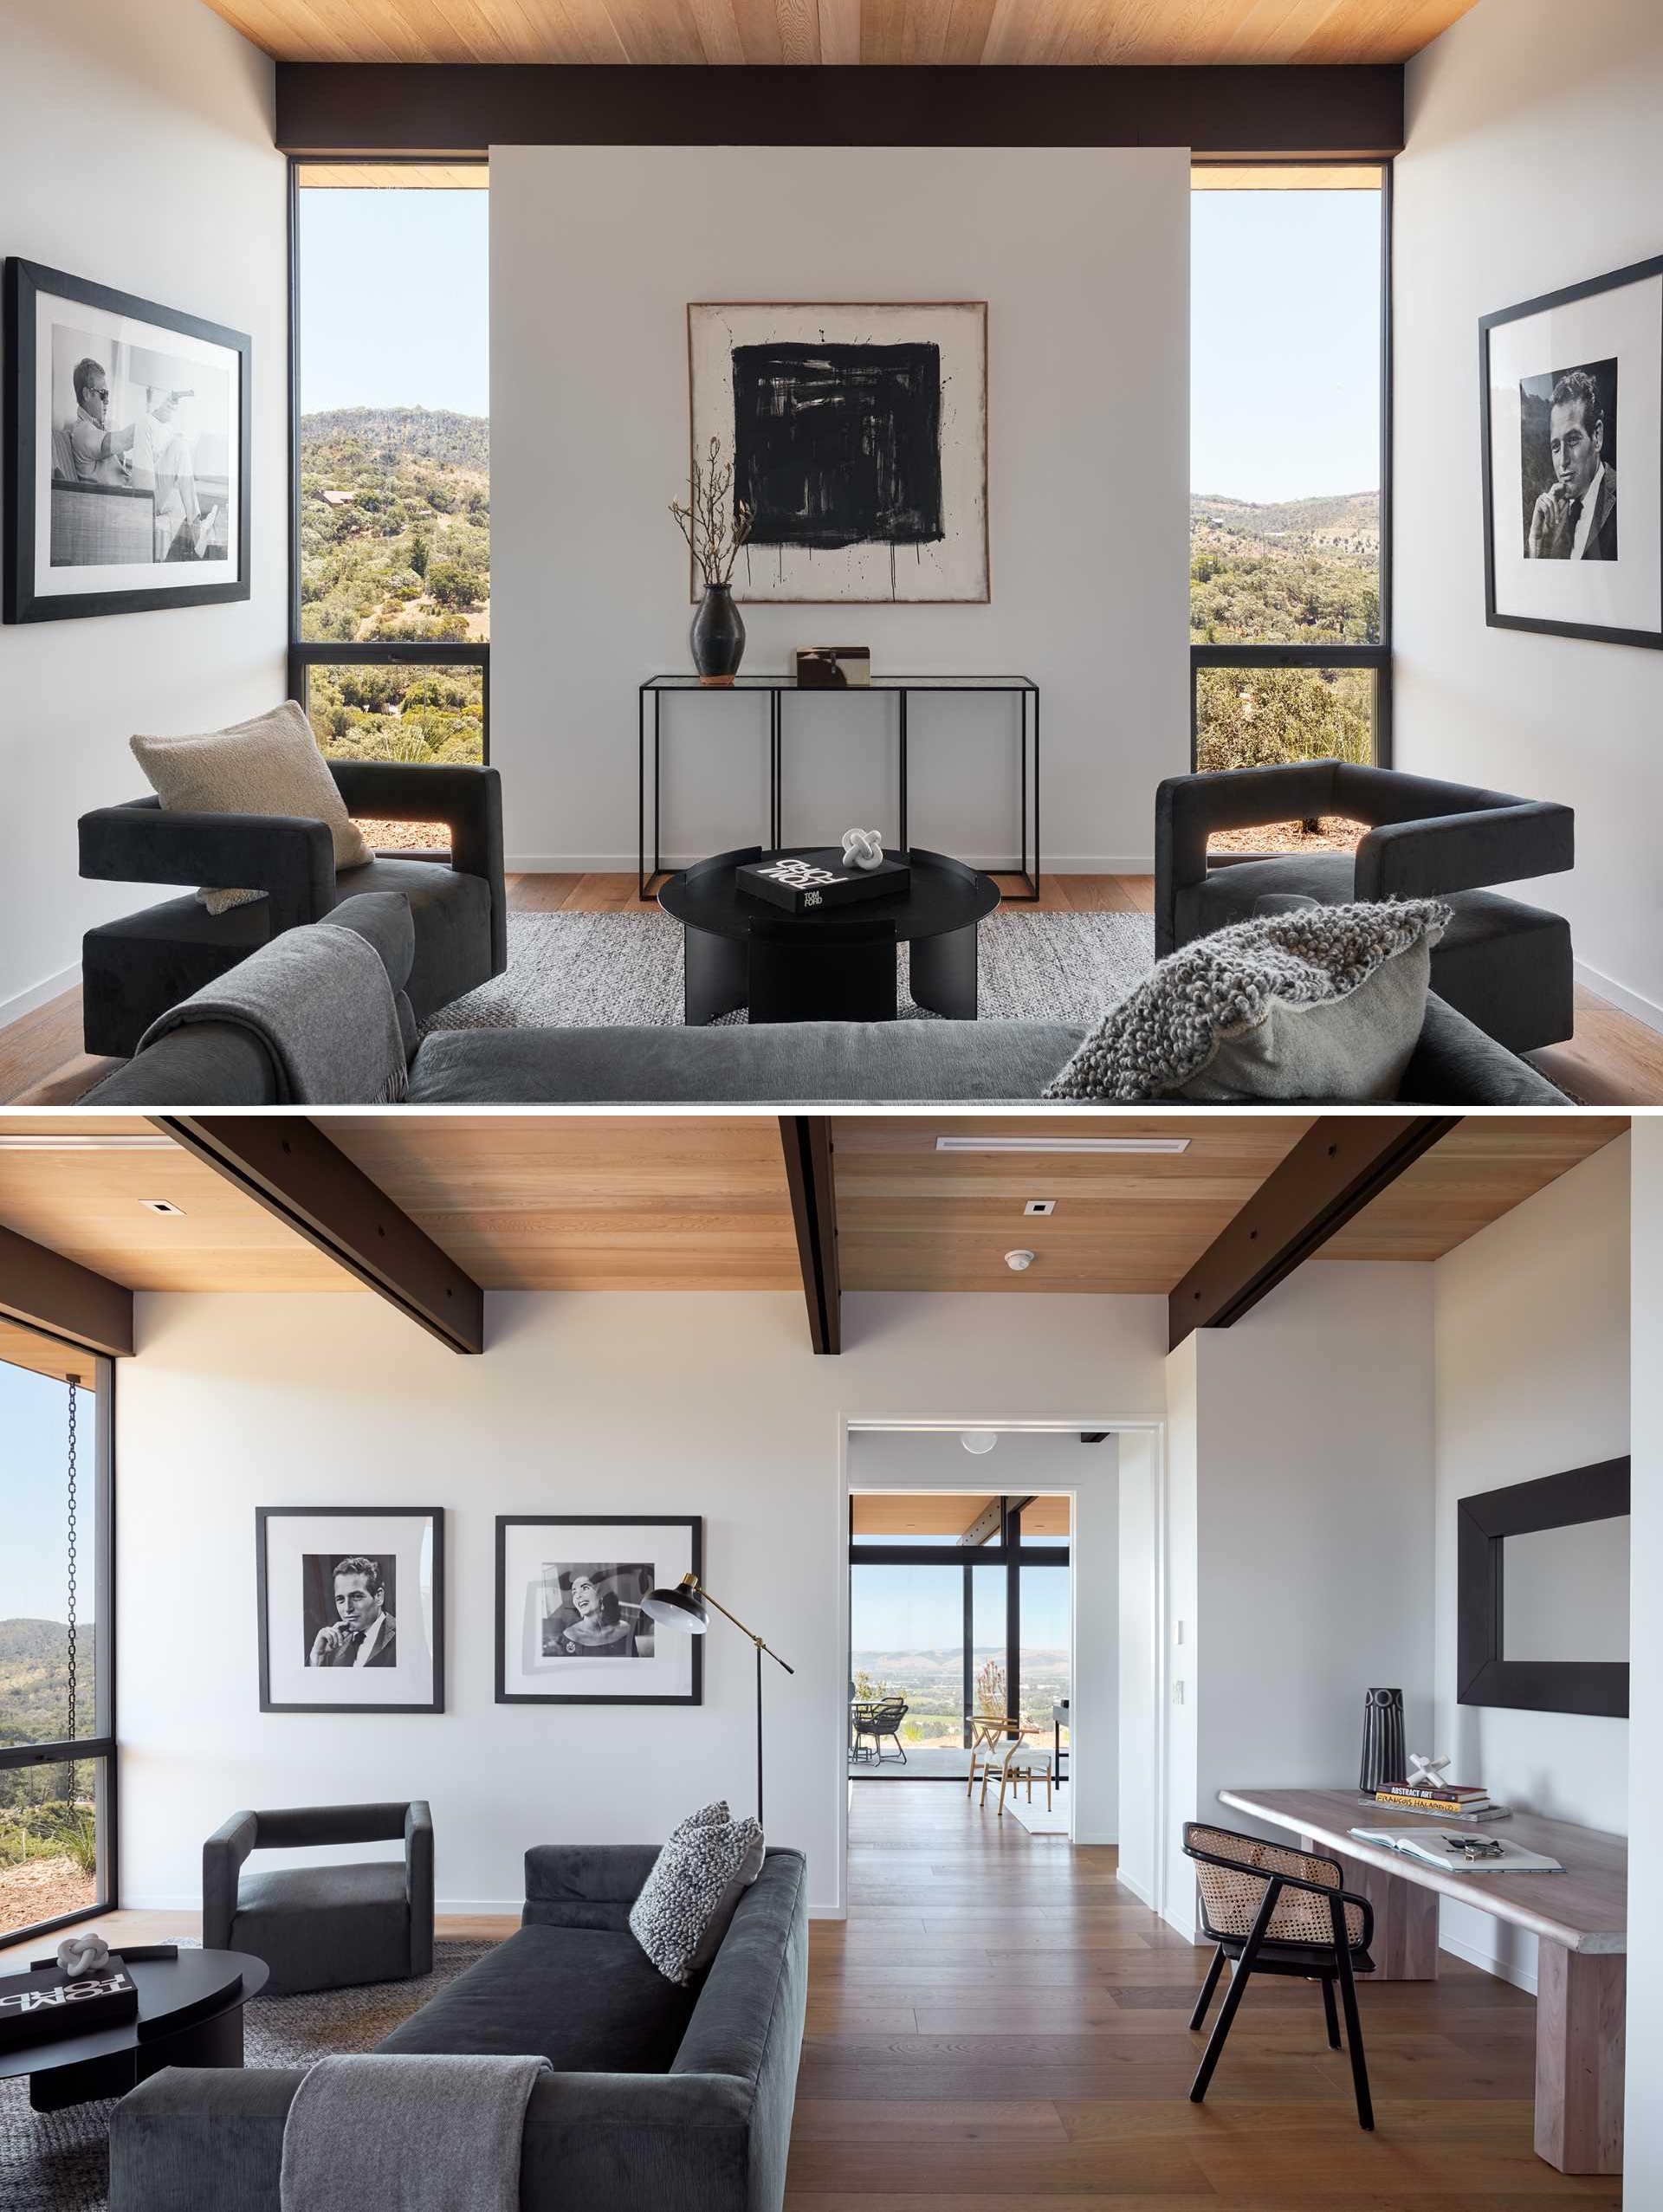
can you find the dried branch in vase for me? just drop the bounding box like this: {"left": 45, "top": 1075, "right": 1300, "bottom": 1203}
{"left": 670, "top": 436, "right": 755, "bottom": 589}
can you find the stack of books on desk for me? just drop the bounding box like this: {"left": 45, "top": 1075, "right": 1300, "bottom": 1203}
{"left": 1369, "top": 1782, "right": 1511, "bottom": 1822}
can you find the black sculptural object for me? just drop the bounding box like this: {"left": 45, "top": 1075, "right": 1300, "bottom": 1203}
{"left": 1359, "top": 1686, "right": 1407, "bottom": 1793}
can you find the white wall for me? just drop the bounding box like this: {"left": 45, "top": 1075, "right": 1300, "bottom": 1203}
{"left": 1163, "top": 1264, "right": 1438, "bottom": 1936}
{"left": 489, "top": 145, "right": 1190, "bottom": 876}
{"left": 1626, "top": 1120, "right": 1663, "bottom": 2206}
{"left": 115, "top": 1289, "right": 1166, "bottom": 1918}
{"left": 0, "top": 0, "right": 288, "bottom": 1027}
{"left": 1431, "top": 1136, "right": 1631, "bottom": 1991}
{"left": 1116, "top": 1428, "right": 1163, "bottom": 1912}
{"left": 846, "top": 1426, "right": 1119, "bottom": 1844}
{"left": 1394, "top": 0, "right": 1663, "bottom": 1028}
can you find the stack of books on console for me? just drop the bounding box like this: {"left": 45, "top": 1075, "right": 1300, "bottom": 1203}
{"left": 1369, "top": 1782, "right": 1511, "bottom": 1822}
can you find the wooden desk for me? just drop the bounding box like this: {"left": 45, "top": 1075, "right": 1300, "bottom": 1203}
{"left": 1220, "top": 1785, "right": 1626, "bottom": 2176}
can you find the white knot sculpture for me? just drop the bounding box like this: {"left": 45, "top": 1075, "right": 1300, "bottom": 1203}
{"left": 841, "top": 828, "right": 884, "bottom": 871}
{"left": 1407, "top": 1753, "right": 1452, "bottom": 1793}
{"left": 56, "top": 1930, "right": 112, "bottom": 1976}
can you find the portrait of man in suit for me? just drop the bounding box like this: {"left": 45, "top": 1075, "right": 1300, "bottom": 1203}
{"left": 307, "top": 1553, "right": 398, "bottom": 1669}
{"left": 1525, "top": 365, "right": 1618, "bottom": 561}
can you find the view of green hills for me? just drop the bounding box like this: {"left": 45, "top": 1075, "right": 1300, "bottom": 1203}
{"left": 852, "top": 1644, "right": 1069, "bottom": 1752}
{"left": 292, "top": 404, "right": 1376, "bottom": 787}
{"left": 0, "top": 1620, "right": 99, "bottom": 1931}
{"left": 1190, "top": 489, "right": 1379, "bottom": 781}
{"left": 298, "top": 406, "right": 489, "bottom": 773}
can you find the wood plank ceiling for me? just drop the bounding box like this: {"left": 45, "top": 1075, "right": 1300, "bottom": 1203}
{"left": 0, "top": 1113, "right": 1627, "bottom": 1298}
{"left": 201, "top": 0, "right": 1479, "bottom": 66}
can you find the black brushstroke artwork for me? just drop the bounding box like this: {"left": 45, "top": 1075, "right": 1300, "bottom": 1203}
{"left": 732, "top": 340, "right": 943, "bottom": 550}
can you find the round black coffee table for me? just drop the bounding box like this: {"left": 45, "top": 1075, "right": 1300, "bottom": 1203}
{"left": 659, "top": 844, "right": 1000, "bottom": 1025}
{"left": 0, "top": 1947, "right": 268, "bottom": 2112}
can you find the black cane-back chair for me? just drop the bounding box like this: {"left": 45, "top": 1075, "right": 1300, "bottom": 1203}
{"left": 1182, "top": 1821, "right": 1375, "bottom": 2129}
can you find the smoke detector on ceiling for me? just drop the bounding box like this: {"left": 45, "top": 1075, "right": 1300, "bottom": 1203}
{"left": 1004, "top": 1249, "right": 1037, "bottom": 1272}
{"left": 961, "top": 1431, "right": 999, "bottom": 1456}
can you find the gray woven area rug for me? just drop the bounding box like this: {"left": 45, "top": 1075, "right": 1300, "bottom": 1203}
{"left": 0, "top": 1940, "right": 494, "bottom": 2212}
{"left": 426, "top": 907, "right": 1155, "bottom": 1032}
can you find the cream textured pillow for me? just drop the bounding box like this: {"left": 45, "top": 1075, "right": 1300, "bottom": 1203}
{"left": 131, "top": 700, "right": 372, "bottom": 916}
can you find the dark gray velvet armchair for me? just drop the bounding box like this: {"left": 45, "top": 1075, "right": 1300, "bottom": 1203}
{"left": 1155, "top": 760, "right": 1575, "bottom": 1054}
{"left": 203, "top": 1800, "right": 434, "bottom": 1996}
{"left": 79, "top": 759, "right": 505, "bottom": 1057}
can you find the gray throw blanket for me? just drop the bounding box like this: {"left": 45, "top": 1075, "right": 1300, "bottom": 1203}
{"left": 280, "top": 2053, "right": 550, "bottom": 2212}
{"left": 133, "top": 919, "right": 407, "bottom": 1103}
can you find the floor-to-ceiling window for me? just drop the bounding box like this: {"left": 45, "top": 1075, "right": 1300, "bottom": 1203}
{"left": 1191, "top": 163, "right": 1391, "bottom": 841}
{"left": 289, "top": 161, "right": 489, "bottom": 844}
{"left": 849, "top": 1494, "right": 1070, "bottom": 1782}
{"left": 0, "top": 1329, "right": 115, "bottom": 1947}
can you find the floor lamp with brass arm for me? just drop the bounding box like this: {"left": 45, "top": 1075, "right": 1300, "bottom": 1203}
{"left": 643, "top": 1574, "right": 794, "bottom": 1825}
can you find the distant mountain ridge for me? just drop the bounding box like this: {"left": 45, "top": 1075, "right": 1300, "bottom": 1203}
{"left": 1192, "top": 489, "right": 1379, "bottom": 545}
{"left": 0, "top": 1618, "right": 95, "bottom": 1747}
{"left": 300, "top": 405, "right": 488, "bottom": 472}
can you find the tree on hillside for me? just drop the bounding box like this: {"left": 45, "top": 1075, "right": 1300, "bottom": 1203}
{"left": 426, "top": 559, "right": 483, "bottom": 611}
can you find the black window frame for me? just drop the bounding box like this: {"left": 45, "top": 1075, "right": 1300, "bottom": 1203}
{"left": 1189, "top": 158, "right": 1394, "bottom": 773}
{"left": 286, "top": 155, "right": 491, "bottom": 761}
{"left": 0, "top": 1351, "right": 118, "bottom": 1950}
{"left": 847, "top": 1496, "right": 1071, "bottom": 1782}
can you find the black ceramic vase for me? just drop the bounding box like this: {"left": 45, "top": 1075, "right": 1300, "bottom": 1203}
{"left": 690, "top": 581, "right": 746, "bottom": 685}
{"left": 1358, "top": 1686, "right": 1407, "bottom": 1793}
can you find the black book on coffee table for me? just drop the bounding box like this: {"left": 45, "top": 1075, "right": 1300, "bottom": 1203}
{"left": 736, "top": 848, "right": 911, "bottom": 915}
{"left": 0, "top": 1958, "right": 139, "bottom": 2053}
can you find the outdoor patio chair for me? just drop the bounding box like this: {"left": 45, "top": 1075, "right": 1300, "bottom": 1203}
{"left": 851, "top": 1696, "right": 909, "bottom": 1764}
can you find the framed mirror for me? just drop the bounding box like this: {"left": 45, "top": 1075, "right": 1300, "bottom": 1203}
{"left": 1458, "top": 1458, "right": 1630, "bottom": 1717}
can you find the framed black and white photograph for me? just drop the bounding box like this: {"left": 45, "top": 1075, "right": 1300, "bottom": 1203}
{"left": 496, "top": 1516, "right": 702, "bottom": 1705}
{"left": 3, "top": 258, "right": 250, "bottom": 624}
{"left": 256, "top": 1507, "right": 443, "bottom": 1715}
{"left": 1481, "top": 253, "right": 1663, "bottom": 649}
{"left": 688, "top": 302, "right": 988, "bottom": 604}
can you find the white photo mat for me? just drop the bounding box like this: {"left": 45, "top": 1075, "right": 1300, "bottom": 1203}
{"left": 259, "top": 1510, "right": 437, "bottom": 1711}
{"left": 31, "top": 286, "right": 243, "bottom": 600}
{"left": 1485, "top": 269, "right": 1662, "bottom": 639}
{"left": 496, "top": 1517, "right": 701, "bottom": 1704}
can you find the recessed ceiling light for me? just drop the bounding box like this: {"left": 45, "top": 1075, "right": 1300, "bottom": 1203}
{"left": 0, "top": 1135, "right": 174, "bottom": 1150}
{"left": 1024, "top": 1200, "right": 1056, "bottom": 1216}
{"left": 139, "top": 1199, "right": 185, "bottom": 1215}
{"left": 961, "top": 1430, "right": 999, "bottom": 1455}
{"left": 935, "top": 1136, "right": 1191, "bottom": 1155}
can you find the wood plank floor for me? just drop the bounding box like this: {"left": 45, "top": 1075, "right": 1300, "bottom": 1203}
{"left": 5, "top": 874, "right": 1661, "bottom": 1104}
{"left": 793, "top": 1783, "right": 1621, "bottom": 2209}
{"left": 0, "top": 1788, "right": 1625, "bottom": 2204}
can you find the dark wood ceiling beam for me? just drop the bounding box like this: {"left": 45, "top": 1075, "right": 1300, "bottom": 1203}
{"left": 780, "top": 1116, "right": 840, "bottom": 1355}
{"left": 152, "top": 1116, "right": 484, "bottom": 1355}
{"left": 0, "top": 1224, "right": 133, "bottom": 1359}
{"left": 1168, "top": 1115, "right": 1461, "bottom": 1353}
{"left": 275, "top": 62, "right": 1404, "bottom": 158}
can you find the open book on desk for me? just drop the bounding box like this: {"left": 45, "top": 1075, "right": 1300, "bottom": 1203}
{"left": 1350, "top": 1827, "right": 1563, "bottom": 1874}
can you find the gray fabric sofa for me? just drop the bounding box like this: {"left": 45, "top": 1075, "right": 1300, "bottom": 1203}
{"left": 78, "top": 760, "right": 506, "bottom": 1057}
{"left": 78, "top": 893, "right": 1573, "bottom": 1107}
{"left": 109, "top": 1844, "right": 809, "bottom": 2212}
{"left": 1155, "top": 760, "right": 1575, "bottom": 1055}
{"left": 203, "top": 1801, "right": 434, "bottom": 1995}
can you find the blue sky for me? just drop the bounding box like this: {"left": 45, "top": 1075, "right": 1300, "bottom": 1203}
{"left": 300, "top": 182, "right": 1378, "bottom": 505}
{"left": 299, "top": 187, "right": 490, "bottom": 417}
{"left": 1192, "top": 187, "right": 1382, "bottom": 503}
{"left": 851, "top": 1562, "right": 1070, "bottom": 1654}
{"left": 0, "top": 1365, "right": 94, "bottom": 1623}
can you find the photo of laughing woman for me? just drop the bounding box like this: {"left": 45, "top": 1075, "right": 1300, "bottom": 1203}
{"left": 540, "top": 1562, "right": 651, "bottom": 1658}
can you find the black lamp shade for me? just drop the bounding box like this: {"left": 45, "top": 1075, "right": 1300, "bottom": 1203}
{"left": 644, "top": 1581, "right": 709, "bottom": 1633}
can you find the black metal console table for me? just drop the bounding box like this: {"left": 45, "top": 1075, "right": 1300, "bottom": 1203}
{"left": 637, "top": 672, "right": 1039, "bottom": 902}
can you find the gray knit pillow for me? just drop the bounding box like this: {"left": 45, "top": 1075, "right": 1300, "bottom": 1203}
{"left": 630, "top": 1808, "right": 766, "bottom": 1985}
{"left": 1044, "top": 900, "right": 1450, "bottom": 1104}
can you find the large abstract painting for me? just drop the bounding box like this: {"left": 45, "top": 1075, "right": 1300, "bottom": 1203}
{"left": 688, "top": 302, "right": 988, "bottom": 604}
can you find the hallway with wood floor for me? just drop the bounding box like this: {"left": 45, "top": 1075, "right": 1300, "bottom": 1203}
{"left": 788, "top": 1782, "right": 1619, "bottom": 2208}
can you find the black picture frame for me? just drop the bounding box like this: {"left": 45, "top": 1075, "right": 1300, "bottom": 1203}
{"left": 256, "top": 1506, "right": 445, "bottom": 1716}
{"left": 495, "top": 1515, "right": 703, "bottom": 1707}
{"left": 1457, "top": 1458, "right": 1630, "bottom": 1718}
{"left": 1479, "top": 252, "right": 1663, "bottom": 651}
{"left": 3, "top": 257, "right": 251, "bottom": 624}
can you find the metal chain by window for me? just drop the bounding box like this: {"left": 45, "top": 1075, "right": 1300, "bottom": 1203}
{"left": 66, "top": 1381, "right": 78, "bottom": 1742}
